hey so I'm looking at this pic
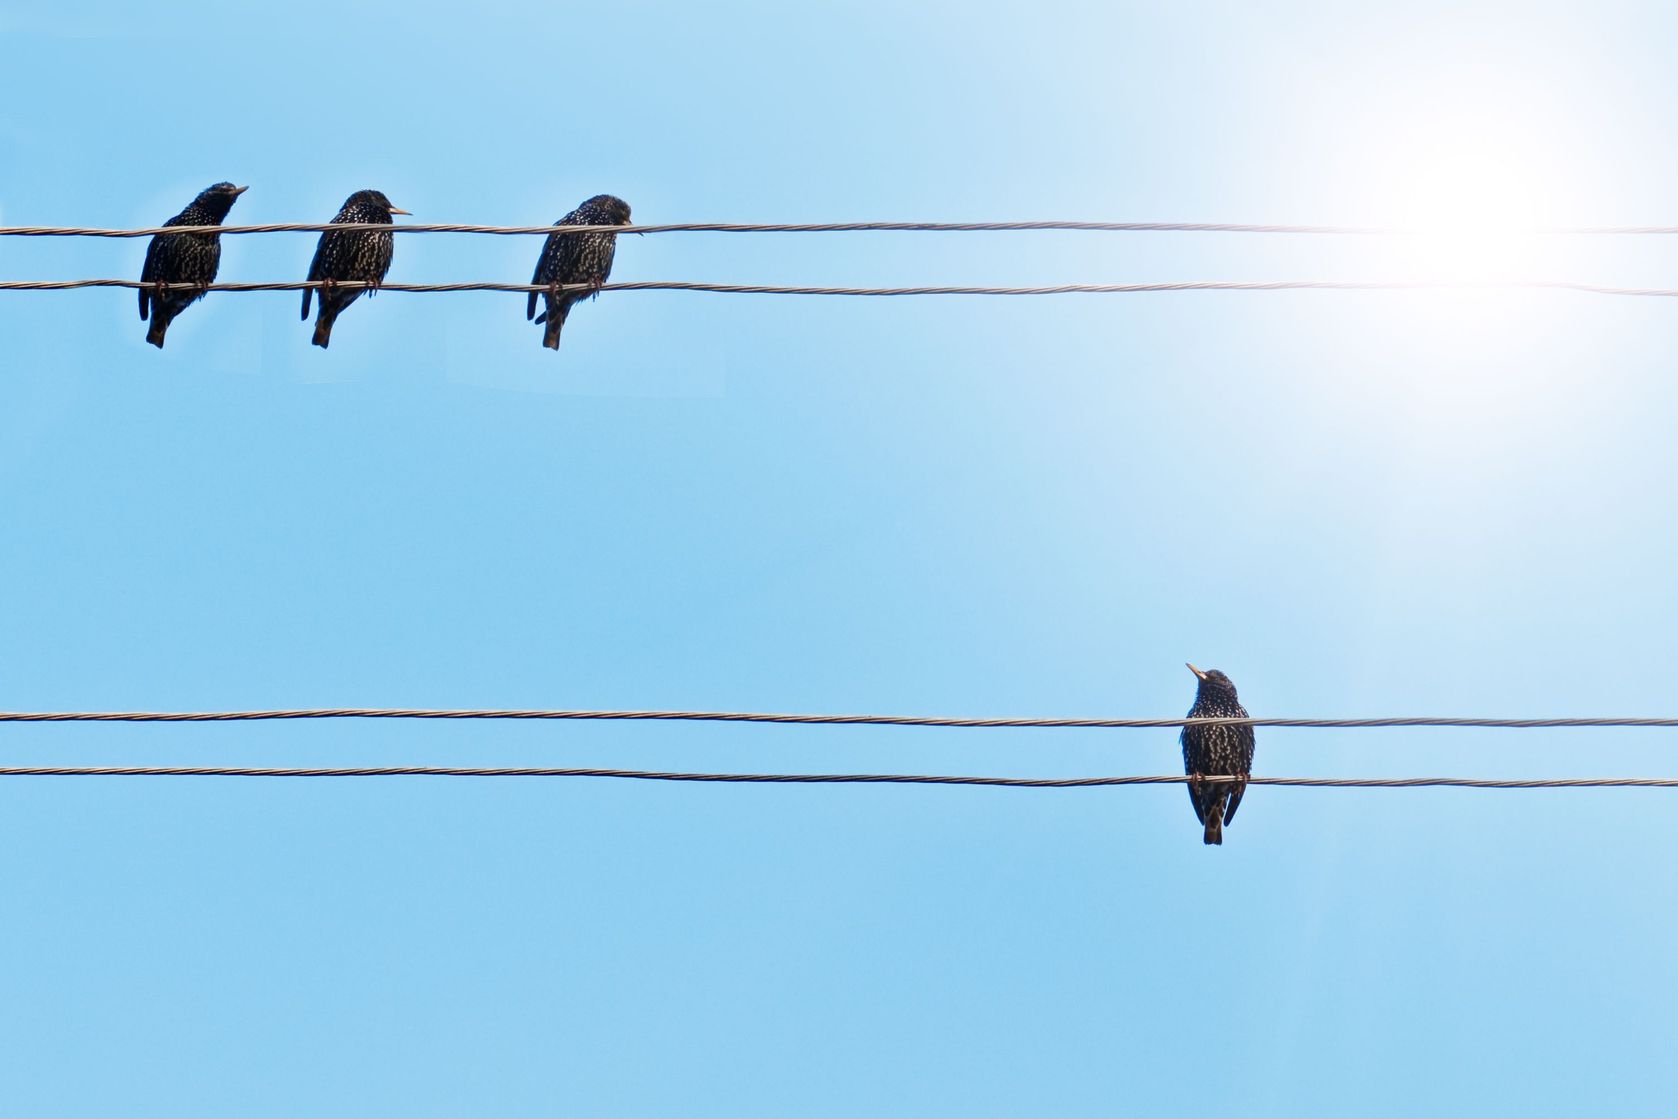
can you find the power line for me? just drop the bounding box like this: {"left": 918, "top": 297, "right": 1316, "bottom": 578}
{"left": 9, "top": 219, "right": 1678, "bottom": 239}
{"left": 10, "top": 278, "right": 1678, "bottom": 299}
{"left": 2, "top": 220, "right": 1384, "bottom": 238}
{"left": 0, "top": 765, "right": 1669, "bottom": 787}
{"left": 6, "top": 707, "right": 1678, "bottom": 729}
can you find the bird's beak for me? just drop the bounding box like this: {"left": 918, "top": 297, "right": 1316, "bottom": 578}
{"left": 1186, "top": 662, "right": 1208, "bottom": 680}
{"left": 232, "top": 185, "right": 249, "bottom": 195}
{"left": 389, "top": 206, "right": 412, "bottom": 216}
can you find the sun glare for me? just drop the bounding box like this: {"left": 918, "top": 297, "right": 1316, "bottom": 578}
{"left": 1375, "top": 113, "right": 1564, "bottom": 284}
{"left": 1336, "top": 63, "right": 1608, "bottom": 293}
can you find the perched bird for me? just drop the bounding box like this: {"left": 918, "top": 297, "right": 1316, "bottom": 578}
{"left": 302, "top": 189, "right": 409, "bottom": 348}
{"left": 138, "top": 182, "right": 248, "bottom": 348}
{"left": 527, "top": 194, "right": 633, "bottom": 350}
{"left": 1180, "top": 663, "right": 1256, "bottom": 846}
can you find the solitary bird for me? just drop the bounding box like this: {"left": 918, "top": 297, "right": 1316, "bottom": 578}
{"left": 302, "top": 189, "right": 409, "bottom": 348}
{"left": 1181, "top": 664, "right": 1256, "bottom": 846}
{"left": 527, "top": 194, "right": 633, "bottom": 350}
{"left": 138, "top": 181, "right": 248, "bottom": 348}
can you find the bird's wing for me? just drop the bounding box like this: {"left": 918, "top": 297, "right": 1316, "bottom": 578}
{"left": 372, "top": 230, "right": 395, "bottom": 286}
{"left": 1223, "top": 778, "right": 1247, "bottom": 825}
{"left": 554, "top": 229, "right": 586, "bottom": 283}
{"left": 302, "top": 233, "right": 329, "bottom": 319}
{"left": 1222, "top": 725, "right": 1257, "bottom": 824}
{"left": 138, "top": 235, "right": 161, "bottom": 319}
{"left": 528, "top": 233, "right": 557, "bottom": 321}
{"left": 1180, "top": 728, "right": 1207, "bottom": 824}
{"left": 198, "top": 238, "right": 221, "bottom": 304}
{"left": 589, "top": 238, "right": 618, "bottom": 300}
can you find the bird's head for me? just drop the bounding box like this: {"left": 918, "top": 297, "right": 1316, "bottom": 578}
{"left": 1186, "top": 663, "right": 1240, "bottom": 701}
{"left": 193, "top": 181, "right": 248, "bottom": 221}
{"left": 579, "top": 194, "right": 633, "bottom": 228}
{"left": 342, "top": 189, "right": 411, "bottom": 220}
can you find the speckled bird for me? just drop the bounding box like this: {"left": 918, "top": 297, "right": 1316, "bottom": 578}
{"left": 1181, "top": 664, "right": 1256, "bottom": 846}
{"left": 302, "top": 189, "right": 409, "bottom": 348}
{"left": 138, "top": 182, "right": 248, "bottom": 348}
{"left": 527, "top": 194, "right": 632, "bottom": 350}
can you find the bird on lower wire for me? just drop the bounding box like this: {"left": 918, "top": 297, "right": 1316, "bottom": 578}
{"left": 302, "top": 189, "right": 409, "bottom": 348}
{"left": 527, "top": 194, "right": 633, "bottom": 350}
{"left": 1181, "top": 663, "right": 1256, "bottom": 846}
{"left": 138, "top": 182, "right": 248, "bottom": 348}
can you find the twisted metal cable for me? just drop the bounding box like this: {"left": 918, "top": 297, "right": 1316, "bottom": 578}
{"left": 0, "top": 220, "right": 1386, "bottom": 238}
{"left": 0, "top": 766, "right": 1669, "bottom": 787}
{"left": 8, "top": 279, "right": 1678, "bottom": 298}
{"left": 9, "top": 219, "right": 1678, "bottom": 239}
{"left": 5, "top": 708, "right": 1678, "bottom": 729}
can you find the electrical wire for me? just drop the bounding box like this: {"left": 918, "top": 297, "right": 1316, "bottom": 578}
{"left": 0, "top": 765, "right": 1669, "bottom": 787}
{"left": 9, "top": 278, "right": 1678, "bottom": 298}
{"left": 9, "top": 219, "right": 1678, "bottom": 238}
{"left": 5, "top": 708, "right": 1678, "bottom": 729}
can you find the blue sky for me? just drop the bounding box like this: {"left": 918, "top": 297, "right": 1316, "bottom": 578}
{"left": 3, "top": 1, "right": 1677, "bottom": 1114}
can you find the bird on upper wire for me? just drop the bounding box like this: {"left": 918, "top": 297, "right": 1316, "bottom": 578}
{"left": 302, "top": 189, "right": 409, "bottom": 348}
{"left": 138, "top": 182, "right": 248, "bottom": 348}
{"left": 527, "top": 194, "right": 633, "bottom": 350}
{"left": 1181, "top": 663, "right": 1256, "bottom": 846}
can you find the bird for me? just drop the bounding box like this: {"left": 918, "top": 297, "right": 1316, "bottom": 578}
{"left": 302, "top": 189, "right": 409, "bottom": 348}
{"left": 1180, "top": 663, "right": 1256, "bottom": 846}
{"left": 527, "top": 194, "right": 633, "bottom": 350}
{"left": 137, "top": 182, "right": 248, "bottom": 348}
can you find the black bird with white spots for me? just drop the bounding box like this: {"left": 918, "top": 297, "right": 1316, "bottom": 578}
{"left": 527, "top": 194, "right": 632, "bottom": 350}
{"left": 1180, "top": 663, "right": 1256, "bottom": 846}
{"left": 138, "top": 181, "right": 247, "bottom": 348}
{"left": 302, "top": 189, "right": 409, "bottom": 348}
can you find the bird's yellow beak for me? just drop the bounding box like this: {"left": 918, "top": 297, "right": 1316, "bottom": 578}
{"left": 388, "top": 206, "right": 412, "bottom": 216}
{"left": 232, "top": 185, "right": 249, "bottom": 195}
{"left": 1186, "top": 663, "right": 1208, "bottom": 680}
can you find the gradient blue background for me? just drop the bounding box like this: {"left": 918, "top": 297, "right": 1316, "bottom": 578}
{"left": 3, "top": 2, "right": 1676, "bottom": 1114}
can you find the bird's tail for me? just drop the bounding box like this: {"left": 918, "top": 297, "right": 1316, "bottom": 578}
{"left": 146, "top": 313, "right": 170, "bottom": 349}
{"left": 312, "top": 309, "right": 336, "bottom": 349}
{"left": 1202, "top": 793, "right": 1225, "bottom": 845}
{"left": 541, "top": 303, "right": 568, "bottom": 350}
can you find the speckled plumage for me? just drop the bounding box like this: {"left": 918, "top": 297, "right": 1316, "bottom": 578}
{"left": 302, "top": 189, "right": 407, "bottom": 348}
{"left": 1180, "top": 665, "right": 1255, "bottom": 845}
{"left": 527, "top": 194, "right": 632, "bottom": 350}
{"left": 138, "top": 182, "right": 247, "bottom": 348}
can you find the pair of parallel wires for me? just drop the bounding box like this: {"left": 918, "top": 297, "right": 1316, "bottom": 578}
{"left": 6, "top": 217, "right": 1676, "bottom": 795}
{"left": 1, "top": 708, "right": 1673, "bottom": 792}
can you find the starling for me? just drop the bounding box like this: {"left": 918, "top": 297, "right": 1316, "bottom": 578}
{"left": 1180, "top": 663, "right": 1256, "bottom": 846}
{"left": 302, "top": 189, "right": 410, "bottom": 348}
{"left": 527, "top": 194, "right": 633, "bottom": 350}
{"left": 137, "top": 182, "right": 248, "bottom": 348}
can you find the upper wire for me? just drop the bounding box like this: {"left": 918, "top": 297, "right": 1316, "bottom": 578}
{"left": 5, "top": 708, "right": 1678, "bottom": 729}
{"left": 10, "top": 219, "right": 1678, "bottom": 238}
